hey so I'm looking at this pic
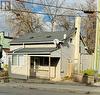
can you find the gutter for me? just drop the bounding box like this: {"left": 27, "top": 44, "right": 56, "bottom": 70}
{"left": 10, "top": 41, "right": 54, "bottom": 45}
{"left": 10, "top": 40, "right": 64, "bottom": 45}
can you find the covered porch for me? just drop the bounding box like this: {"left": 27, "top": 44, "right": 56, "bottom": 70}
{"left": 9, "top": 48, "right": 61, "bottom": 80}
{"left": 30, "top": 56, "right": 59, "bottom": 79}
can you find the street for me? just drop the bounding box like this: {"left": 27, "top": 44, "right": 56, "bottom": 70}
{"left": 0, "top": 86, "right": 99, "bottom": 95}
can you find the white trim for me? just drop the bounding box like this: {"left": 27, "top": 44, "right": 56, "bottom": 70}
{"left": 29, "top": 55, "right": 50, "bottom": 57}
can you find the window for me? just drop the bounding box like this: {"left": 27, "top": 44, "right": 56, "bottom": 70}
{"left": 12, "top": 55, "right": 24, "bottom": 66}
{"left": 18, "top": 55, "right": 24, "bottom": 66}
{"left": 12, "top": 55, "right": 17, "bottom": 65}
{"left": 33, "top": 57, "right": 49, "bottom": 66}
{"left": 34, "top": 57, "right": 59, "bottom": 66}
{"left": 51, "top": 58, "right": 59, "bottom": 66}
{"left": 36, "top": 57, "right": 49, "bottom": 66}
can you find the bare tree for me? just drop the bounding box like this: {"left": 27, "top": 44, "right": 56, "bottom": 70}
{"left": 7, "top": 0, "right": 43, "bottom": 37}
{"left": 39, "top": 0, "right": 74, "bottom": 32}
{"left": 81, "top": 0, "right": 96, "bottom": 54}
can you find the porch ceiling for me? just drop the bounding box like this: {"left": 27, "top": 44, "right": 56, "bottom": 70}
{"left": 12, "top": 48, "right": 58, "bottom": 55}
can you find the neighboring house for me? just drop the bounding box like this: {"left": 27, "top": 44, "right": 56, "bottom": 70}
{"left": 0, "top": 32, "right": 13, "bottom": 69}
{"left": 1, "top": 48, "right": 10, "bottom": 68}
{"left": 8, "top": 29, "right": 77, "bottom": 81}
{"left": 0, "top": 32, "right": 12, "bottom": 48}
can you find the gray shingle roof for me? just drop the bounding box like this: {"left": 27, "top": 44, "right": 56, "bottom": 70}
{"left": 12, "top": 48, "right": 57, "bottom": 55}
{"left": 11, "top": 29, "right": 76, "bottom": 44}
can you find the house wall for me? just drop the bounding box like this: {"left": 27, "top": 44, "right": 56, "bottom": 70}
{"left": 60, "top": 45, "right": 75, "bottom": 78}
{"left": 10, "top": 45, "right": 24, "bottom": 51}
{"left": 9, "top": 55, "right": 30, "bottom": 79}
{"left": 50, "top": 50, "right": 61, "bottom": 80}
{"left": 50, "top": 44, "right": 75, "bottom": 81}
{"left": 54, "top": 59, "right": 61, "bottom": 80}
{"left": 51, "top": 49, "right": 61, "bottom": 57}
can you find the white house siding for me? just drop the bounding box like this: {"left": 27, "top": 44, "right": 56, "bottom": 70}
{"left": 9, "top": 55, "right": 30, "bottom": 79}
{"left": 51, "top": 49, "right": 61, "bottom": 57}
{"left": 55, "top": 60, "right": 61, "bottom": 80}
{"left": 10, "top": 45, "right": 23, "bottom": 51}
{"left": 60, "top": 45, "right": 75, "bottom": 78}
{"left": 50, "top": 49, "right": 61, "bottom": 80}
{"left": 51, "top": 44, "right": 75, "bottom": 80}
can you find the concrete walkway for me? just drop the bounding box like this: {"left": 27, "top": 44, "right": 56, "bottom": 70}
{"left": 0, "top": 81, "right": 100, "bottom": 94}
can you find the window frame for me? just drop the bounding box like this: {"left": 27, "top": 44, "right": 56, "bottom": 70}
{"left": 12, "top": 54, "right": 24, "bottom": 66}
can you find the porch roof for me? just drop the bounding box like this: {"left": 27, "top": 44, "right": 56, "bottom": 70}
{"left": 12, "top": 48, "right": 58, "bottom": 55}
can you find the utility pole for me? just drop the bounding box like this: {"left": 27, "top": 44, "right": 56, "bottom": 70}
{"left": 74, "top": 17, "right": 81, "bottom": 74}
{"left": 94, "top": 0, "right": 100, "bottom": 72}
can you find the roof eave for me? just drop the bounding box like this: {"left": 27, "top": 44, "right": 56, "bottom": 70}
{"left": 10, "top": 41, "right": 56, "bottom": 45}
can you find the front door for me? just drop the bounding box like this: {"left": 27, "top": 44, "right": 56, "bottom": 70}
{"left": 30, "top": 57, "right": 40, "bottom": 77}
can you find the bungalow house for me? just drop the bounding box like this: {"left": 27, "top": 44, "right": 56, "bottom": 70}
{"left": 8, "top": 17, "right": 81, "bottom": 81}
{"left": 8, "top": 30, "right": 77, "bottom": 80}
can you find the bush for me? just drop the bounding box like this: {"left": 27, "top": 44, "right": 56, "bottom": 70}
{"left": 0, "top": 71, "right": 8, "bottom": 77}
{"left": 83, "top": 69, "right": 96, "bottom": 76}
{"left": 3, "top": 64, "right": 8, "bottom": 71}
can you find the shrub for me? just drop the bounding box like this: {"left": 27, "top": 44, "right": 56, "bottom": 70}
{"left": 3, "top": 64, "right": 8, "bottom": 71}
{"left": 83, "top": 69, "right": 96, "bottom": 76}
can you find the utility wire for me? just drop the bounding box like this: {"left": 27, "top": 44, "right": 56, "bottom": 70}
{"left": 16, "top": 0, "right": 99, "bottom": 13}
{"left": 1, "top": 9, "right": 87, "bottom": 17}
{"left": 0, "top": 0, "right": 97, "bottom": 17}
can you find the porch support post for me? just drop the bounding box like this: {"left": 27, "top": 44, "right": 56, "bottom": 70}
{"left": 49, "top": 56, "right": 51, "bottom": 79}
{"left": 34, "top": 57, "right": 36, "bottom": 72}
